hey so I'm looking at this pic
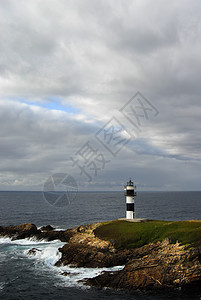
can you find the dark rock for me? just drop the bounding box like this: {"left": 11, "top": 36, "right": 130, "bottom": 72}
{"left": 61, "top": 272, "right": 71, "bottom": 276}
{"left": 0, "top": 223, "right": 76, "bottom": 243}
{"left": 27, "top": 248, "right": 42, "bottom": 256}
{"left": 77, "top": 225, "right": 86, "bottom": 233}
{"left": 0, "top": 223, "right": 38, "bottom": 240}
{"left": 56, "top": 243, "right": 130, "bottom": 268}
{"left": 40, "top": 225, "right": 55, "bottom": 231}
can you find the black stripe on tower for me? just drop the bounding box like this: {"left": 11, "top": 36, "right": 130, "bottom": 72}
{"left": 127, "top": 203, "right": 134, "bottom": 211}
{"left": 124, "top": 190, "right": 134, "bottom": 196}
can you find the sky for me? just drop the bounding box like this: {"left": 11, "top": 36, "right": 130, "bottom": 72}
{"left": 0, "top": 0, "right": 201, "bottom": 191}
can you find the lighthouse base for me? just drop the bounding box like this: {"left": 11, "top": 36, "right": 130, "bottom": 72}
{"left": 126, "top": 211, "right": 135, "bottom": 219}
{"left": 118, "top": 218, "right": 147, "bottom": 222}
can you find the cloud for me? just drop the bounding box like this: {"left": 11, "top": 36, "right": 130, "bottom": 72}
{"left": 0, "top": 100, "right": 99, "bottom": 186}
{"left": 0, "top": 0, "right": 201, "bottom": 190}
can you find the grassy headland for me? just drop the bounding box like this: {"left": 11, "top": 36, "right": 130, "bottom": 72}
{"left": 94, "top": 220, "right": 201, "bottom": 249}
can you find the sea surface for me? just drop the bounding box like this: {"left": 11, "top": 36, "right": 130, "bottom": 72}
{"left": 0, "top": 191, "right": 201, "bottom": 300}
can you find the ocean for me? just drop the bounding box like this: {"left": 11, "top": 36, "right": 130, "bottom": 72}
{"left": 0, "top": 191, "right": 201, "bottom": 300}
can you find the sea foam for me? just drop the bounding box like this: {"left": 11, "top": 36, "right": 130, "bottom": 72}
{"left": 25, "top": 240, "right": 124, "bottom": 288}
{"left": 0, "top": 236, "right": 124, "bottom": 289}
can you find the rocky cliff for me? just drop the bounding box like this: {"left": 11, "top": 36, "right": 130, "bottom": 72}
{"left": 86, "top": 239, "right": 201, "bottom": 290}
{"left": 1, "top": 221, "right": 201, "bottom": 292}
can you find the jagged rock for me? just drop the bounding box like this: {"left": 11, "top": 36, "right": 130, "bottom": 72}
{"left": 0, "top": 223, "right": 76, "bottom": 242}
{"left": 61, "top": 272, "right": 71, "bottom": 276}
{"left": 55, "top": 223, "right": 129, "bottom": 268}
{"left": 0, "top": 223, "right": 38, "bottom": 240}
{"left": 40, "top": 225, "right": 54, "bottom": 231}
{"left": 85, "top": 239, "right": 201, "bottom": 291}
{"left": 35, "top": 229, "right": 74, "bottom": 242}
{"left": 56, "top": 243, "right": 130, "bottom": 268}
{"left": 27, "top": 248, "right": 42, "bottom": 256}
{"left": 77, "top": 225, "right": 86, "bottom": 233}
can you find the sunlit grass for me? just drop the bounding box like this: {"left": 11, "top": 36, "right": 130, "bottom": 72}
{"left": 94, "top": 220, "right": 201, "bottom": 249}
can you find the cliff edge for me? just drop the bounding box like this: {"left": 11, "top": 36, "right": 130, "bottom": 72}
{"left": 1, "top": 219, "right": 201, "bottom": 291}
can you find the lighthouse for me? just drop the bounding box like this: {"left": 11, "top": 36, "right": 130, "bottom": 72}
{"left": 124, "top": 179, "right": 136, "bottom": 219}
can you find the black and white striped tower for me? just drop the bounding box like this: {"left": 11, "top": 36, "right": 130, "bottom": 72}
{"left": 124, "top": 179, "right": 136, "bottom": 219}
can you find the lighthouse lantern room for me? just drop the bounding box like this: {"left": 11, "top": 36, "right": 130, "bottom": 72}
{"left": 124, "top": 179, "right": 136, "bottom": 219}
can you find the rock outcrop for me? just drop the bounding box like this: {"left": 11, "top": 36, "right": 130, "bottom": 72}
{"left": 0, "top": 223, "right": 38, "bottom": 240}
{"left": 56, "top": 223, "right": 131, "bottom": 268}
{"left": 27, "top": 248, "right": 42, "bottom": 256}
{"left": 1, "top": 222, "right": 201, "bottom": 292}
{"left": 85, "top": 239, "right": 201, "bottom": 290}
{"left": 55, "top": 223, "right": 201, "bottom": 291}
{"left": 0, "top": 223, "right": 75, "bottom": 242}
{"left": 40, "top": 225, "right": 55, "bottom": 231}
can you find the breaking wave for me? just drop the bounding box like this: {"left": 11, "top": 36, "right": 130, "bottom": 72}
{"left": 0, "top": 236, "right": 124, "bottom": 289}
{"left": 25, "top": 239, "right": 124, "bottom": 288}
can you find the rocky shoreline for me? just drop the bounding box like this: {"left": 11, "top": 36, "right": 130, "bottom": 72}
{"left": 1, "top": 221, "right": 201, "bottom": 292}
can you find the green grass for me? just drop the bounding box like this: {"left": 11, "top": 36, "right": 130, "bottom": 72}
{"left": 94, "top": 220, "right": 201, "bottom": 249}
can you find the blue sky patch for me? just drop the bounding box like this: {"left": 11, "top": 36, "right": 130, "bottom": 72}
{"left": 14, "top": 97, "right": 80, "bottom": 114}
